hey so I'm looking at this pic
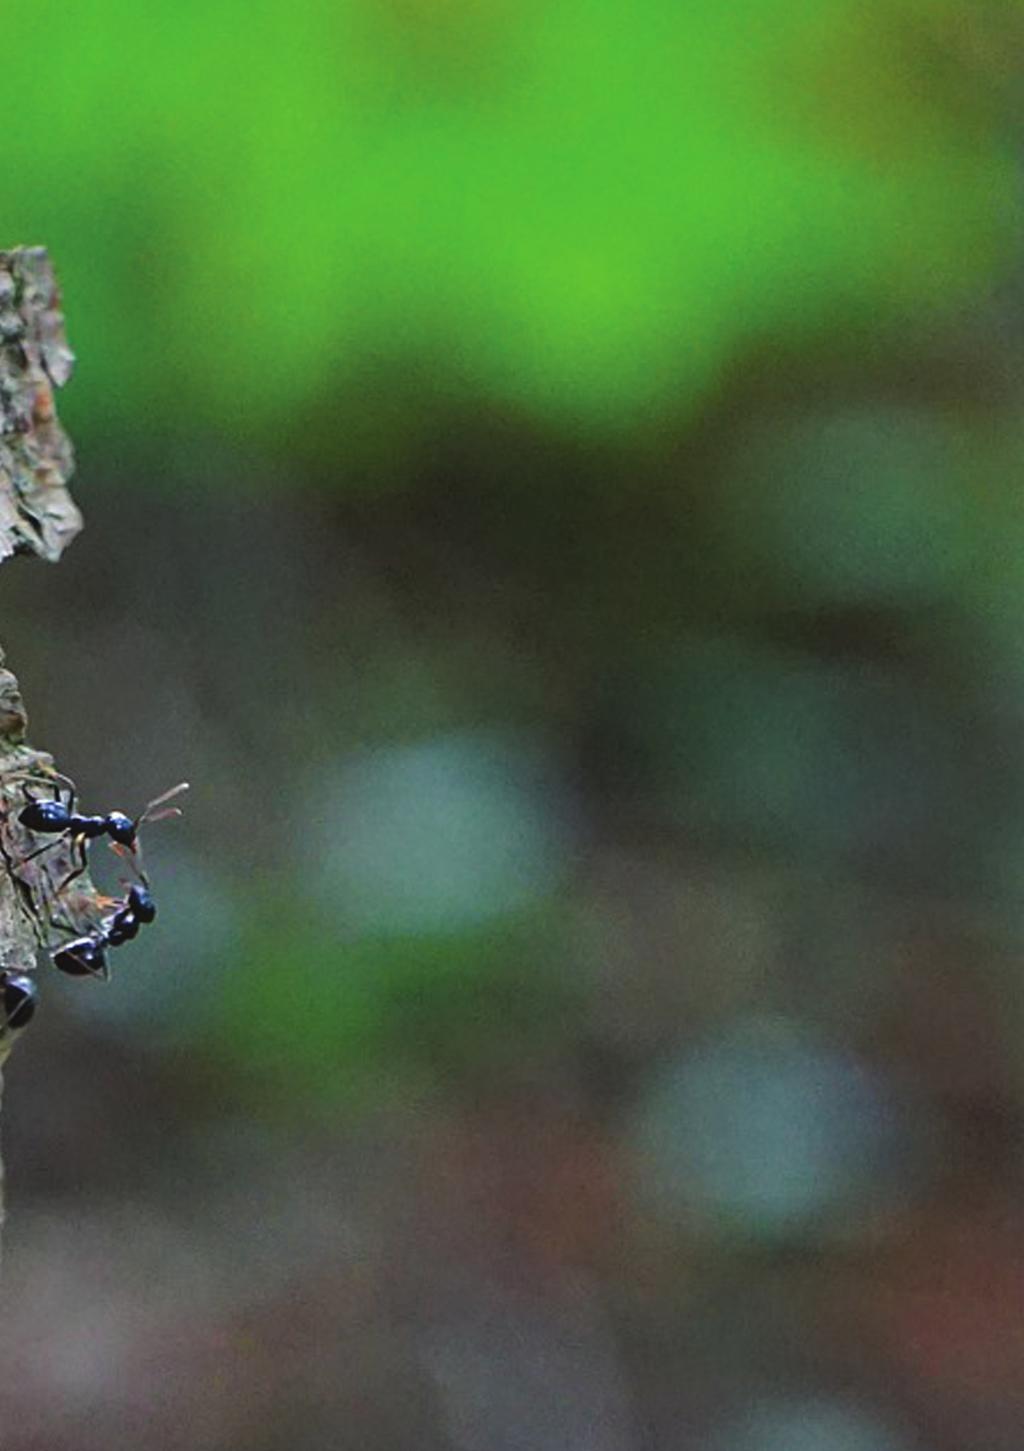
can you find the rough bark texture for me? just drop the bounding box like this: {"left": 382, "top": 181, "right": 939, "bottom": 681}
{"left": 0, "top": 247, "right": 84, "bottom": 1247}
{"left": 0, "top": 248, "right": 80, "bottom": 563}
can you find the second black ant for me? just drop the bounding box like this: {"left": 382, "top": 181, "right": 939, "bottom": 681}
{"left": 51, "top": 882, "right": 158, "bottom": 979}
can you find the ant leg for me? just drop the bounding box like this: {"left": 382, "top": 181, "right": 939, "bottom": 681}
{"left": 15, "top": 837, "right": 65, "bottom": 869}
{"left": 0, "top": 820, "right": 46, "bottom": 944}
{"left": 15, "top": 771, "right": 76, "bottom": 812}
{"left": 43, "top": 842, "right": 104, "bottom": 941}
{"left": 109, "top": 840, "right": 150, "bottom": 888}
{"left": 45, "top": 903, "right": 82, "bottom": 940}
{"left": 54, "top": 861, "right": 86, "bottom": 900}
{"left": 16, "top": 780, "right": 52, "bottom": 814}
{"left": 53, "top": 845, "right": 89, "bottom": 901}
{"left": 41, "top": 770, "right": 77, "bottom": 806}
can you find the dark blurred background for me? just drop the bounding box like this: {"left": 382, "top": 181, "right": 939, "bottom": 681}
{"left": 0, "top": 2, "right": 1022, "bottom": 1447}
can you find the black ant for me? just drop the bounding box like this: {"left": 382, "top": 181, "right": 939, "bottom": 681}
{"left": 17, "top": 780, "right": 188, "bottom": 888}
{"left": 0, "top": 971, "right": 37, "bottom": 1030}
{"left": 51, "top": 882, "right": 157, "bottom": 979}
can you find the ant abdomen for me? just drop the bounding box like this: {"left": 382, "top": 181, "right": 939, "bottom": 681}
{"left": 1, "top": 973, "right": 37, "bottom": 1029}
{"left": 52, "top": 936, "right": 108, "bottom": 978}
{"left": 19, "top": 798, "right": 71, "bottom": 833}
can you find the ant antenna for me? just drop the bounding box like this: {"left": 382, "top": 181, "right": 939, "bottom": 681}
{"left": 138, "top": 780, "right": 190, "bottom": 828}
{"left": 114, "top": 781, "right": 189, "bottom": 880}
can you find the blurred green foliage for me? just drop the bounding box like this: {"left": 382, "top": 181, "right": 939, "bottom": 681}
{"left": 3, "top": 0, "right": 1020, "bottom": 452}
{"left": 206, "top": 904, "right": 577, "bottom": 1108}
{"left": 3, "top": 8, "right": 1024, "bottom": 1439}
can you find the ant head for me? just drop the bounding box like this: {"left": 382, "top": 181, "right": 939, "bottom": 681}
{"left": 127, "top": 883, "right": 156, "bottom": 923}
{"left": 104, "top": 811, "right": 136, "bottom": 847}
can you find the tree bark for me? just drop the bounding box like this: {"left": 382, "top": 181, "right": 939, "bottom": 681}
{"left": 0, "top": 247, "right": 85, "bottom": 1248}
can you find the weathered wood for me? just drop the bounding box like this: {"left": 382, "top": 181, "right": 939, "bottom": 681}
{"left": 0, "top": 247, "right": 84, "bottom": 1251}
{"left": 0, "top": 247, "right": 80, "bottom": 564}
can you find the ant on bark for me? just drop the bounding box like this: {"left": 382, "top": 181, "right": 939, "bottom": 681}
{"left": 17, "top": 779, "right": 188, "bottom": 890}
{"left": 51, "top": 882, "right": 157, "bottom": 979}
{"left": 0, "top": 770, "right": 185, "bottom": 1030}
